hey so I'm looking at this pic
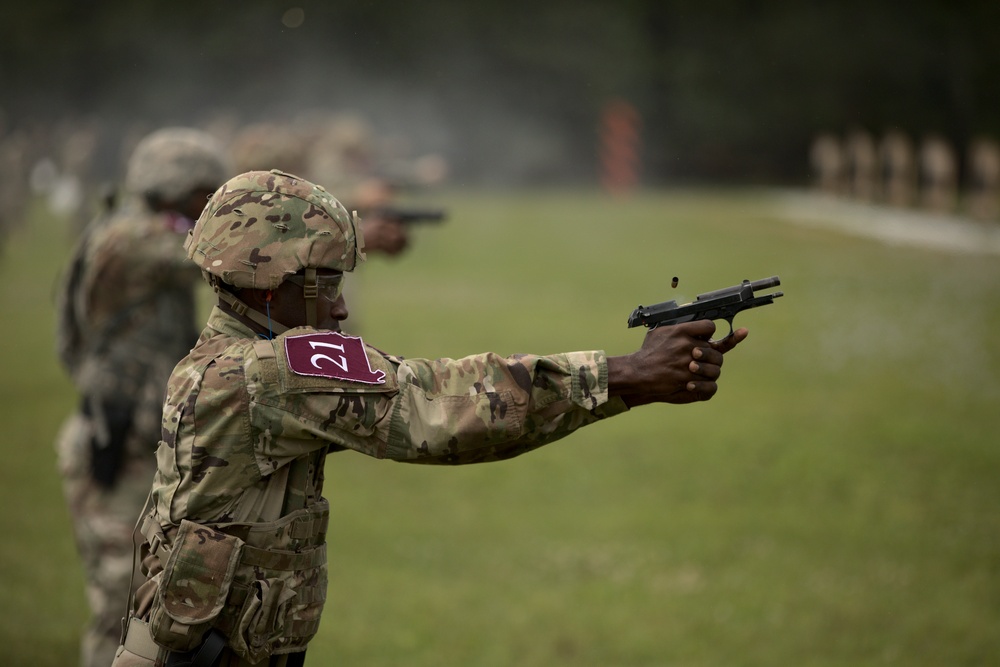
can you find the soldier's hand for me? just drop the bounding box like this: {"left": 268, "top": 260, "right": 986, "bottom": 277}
{"left": 361, "top": 217, "right": 409, "bottom": 256}
{"left": 608, "top": 320, "right": 748, "bottom": 408}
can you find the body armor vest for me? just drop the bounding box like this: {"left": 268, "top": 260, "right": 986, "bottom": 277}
{"left": 141, "top": 454, "right": 329, "bottom": 663}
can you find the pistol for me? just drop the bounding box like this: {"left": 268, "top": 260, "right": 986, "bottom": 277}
{"left": 357, "top": 206, "right": 447, "bottom": 224}
{"left": 627, "top": 276, "right": 784, "bottom": 339}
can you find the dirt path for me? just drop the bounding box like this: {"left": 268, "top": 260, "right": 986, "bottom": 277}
{"left": 773, "top": 190, "right": 1000, "bottom": 256}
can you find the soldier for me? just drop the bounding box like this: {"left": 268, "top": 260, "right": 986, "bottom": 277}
{"left": 112, "top": 170, "right": 748, "bottom": 667}
{"left": 809, "top": 133, "right": 845, "bottom": 196}
{"left": 0, "top": 123, "right": 31, "bottom": 253}
{"left": 918, "top": 134, "right": 959, "bottom": 213}
{"left": 54, "top": 127, "right": 229, "bottom": 667}
{"left": 229, "top": 121, "right": 309, "bottom": 177}
{"left": 966, "top": 136, "right": 1000, "bottom": 221}
{"left": 844, "top": 128, "right": 878, "bottom": 202}
{"left": 302, "top": 112, "right": 377, "bottom": 196}
{"left": 228, "top": 117, "right": 410, "bottom": 276}
{"left": 878, "top": 130, "right": 917, "bottom": 208}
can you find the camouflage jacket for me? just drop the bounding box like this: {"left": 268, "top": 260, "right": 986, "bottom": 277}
{"left": 151, "top": 306, "right": 629, "bottom": 528}
{"left": 55, "top": 195, "right": 201, "bottom": 458}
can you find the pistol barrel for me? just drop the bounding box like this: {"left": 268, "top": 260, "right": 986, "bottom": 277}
{"left": 696, "top": 276, "right": 781, "bottom": 301}
{"left": 748, "top": 276, "right": 781, "bottom": 291}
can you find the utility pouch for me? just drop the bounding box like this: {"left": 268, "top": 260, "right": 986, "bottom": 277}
{"left": 232, "top": 577, "right": 298, "bottom": 663}
{"left": 111, "top": 616, "right": 164, "bottom": 666}
{"left": 220, "top": 504, "right": 329, "bottom": 661}
{"left": 149, "top": 520, "right": 243, "bottom": 653}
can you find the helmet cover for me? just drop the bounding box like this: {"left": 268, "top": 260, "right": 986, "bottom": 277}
{"left": 186, "top": 169, "right": 365, "bottom": 290}
{"left": 124, "top": 127, "right": 229, "bottom": 203}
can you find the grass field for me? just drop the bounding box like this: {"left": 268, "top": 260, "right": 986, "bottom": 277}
{"left": 2, "top": 188, "right": 998, "bottom": 666}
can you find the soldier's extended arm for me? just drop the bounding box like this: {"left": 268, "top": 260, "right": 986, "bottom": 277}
{"left": 356, "top": 205, "right": 447, "bottom": 224}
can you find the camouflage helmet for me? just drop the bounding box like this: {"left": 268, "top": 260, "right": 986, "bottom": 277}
{"left": 230, "top": 122, "right": 307, "bottom": 175}
{"left": 187, "top": 169, "right": 364, "bottom": 290}
{"left": 185, "top": 170, "right": 364, "bottom": 333}
{"left": 124, "top": 127, "right": 229, "bottom": 204}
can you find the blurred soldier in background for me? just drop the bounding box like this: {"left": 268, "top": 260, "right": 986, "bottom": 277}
{"left": 302, "top": 112, "right": 377, "bottom": 196}
{"left": 918, "top": 134, "right": 958, "bottom": 213}
{"left": 53, "top": 127, "right": 229, "bottom": 667}
{"left": 809, "top": 133, "right": 845, "bottom": 196}
{"left": 302, "top": 111, "right": 449, "bottom": 203}
{"left": 966, "top": 136, "right": 1000, "bottom": 221}
{"left": 844, "top": 128, "right": 878, "bottom": 202}
{"left": 304, "top": 112, "right": 449, "bottom": 331}
{"left": 228, "top": 112, "right": 451, "bottom": 331}
{"left": 877, "top": 130, "right": 916, "bottom": 208}
{"left": 16, "top": 116, "right": 105, "bottom": 234}
{"left": 0, "top": 120, "right": 32, "bottom": 253}
{"left": 230, "top": 121, "right": 309, "bottom": 177}
{"left": 228, "top": 116, "right": 411, "bottom": 263}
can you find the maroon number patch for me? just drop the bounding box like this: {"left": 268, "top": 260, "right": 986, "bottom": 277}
{"left": 284, "top": 332, "right": 386, "bottom": 384}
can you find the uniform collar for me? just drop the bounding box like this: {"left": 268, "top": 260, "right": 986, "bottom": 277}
{"left": 205, "top": 305, "right": 259, "bottom": 339}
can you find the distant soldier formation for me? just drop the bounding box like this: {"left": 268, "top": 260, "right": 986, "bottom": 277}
{"left": 810, "top": 129, "right": 1000, "bottom": 221}
{"left": 0, "top": 108, "right": 450, "bottom": 256}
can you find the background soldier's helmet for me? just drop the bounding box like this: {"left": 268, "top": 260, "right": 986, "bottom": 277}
{"left": 186, "top": 169, "right": 365, "bottom": 291}
{"left": 229, "top": 122, "right": 307, "bottom": 175}
{"left": 124, "top": 127, "right": 229, "bottom": 204}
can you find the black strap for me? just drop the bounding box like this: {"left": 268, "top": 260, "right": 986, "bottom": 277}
{"left": 164, "top": 630, "right": 227, "bottom": 667}
{"left": 192, "top": 630, "right": 227, "bottom": 667}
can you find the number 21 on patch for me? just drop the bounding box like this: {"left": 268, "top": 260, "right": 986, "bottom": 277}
{"left": 308, "top": 340, "right": 348, "bottom": 372}
{"left": 284, "top": 332, "right": 386, "bottom": 384}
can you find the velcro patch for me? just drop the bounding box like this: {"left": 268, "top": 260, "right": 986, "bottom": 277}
{"left": 284, "top": 332, "right": 386, "bottom": 384}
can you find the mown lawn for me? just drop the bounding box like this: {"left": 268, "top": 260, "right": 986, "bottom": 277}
{"left": 2, "top": 188, "right": 998, "bottom": 666}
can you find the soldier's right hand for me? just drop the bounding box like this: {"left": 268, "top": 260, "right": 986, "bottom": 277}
{"left": 607, "top": 320, "right": 748, "bottom": 408}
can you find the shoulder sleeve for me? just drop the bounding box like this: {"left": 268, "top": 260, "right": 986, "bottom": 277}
{"left": 245, "top": 334, "right": 400, "bottom": 460}
{"left": 272, "top": 332, "right": 399, "bottom": 394}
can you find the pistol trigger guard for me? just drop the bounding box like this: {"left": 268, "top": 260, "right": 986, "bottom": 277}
{"left": 708, "top": 318, "right": 735, "bottom": 345}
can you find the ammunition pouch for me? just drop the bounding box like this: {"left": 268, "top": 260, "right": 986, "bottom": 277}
{"left": 149, "top": 520, "right": 243, "bottom": 653}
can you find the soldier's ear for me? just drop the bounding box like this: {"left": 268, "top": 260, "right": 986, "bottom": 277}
{"left": 246, "top": 289, "right": 272, "bottom": 307}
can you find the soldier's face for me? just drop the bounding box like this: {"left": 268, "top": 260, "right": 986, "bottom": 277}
{"left": 185, "top": 187, "right": 220, "bottom": 221}
{"left": 268, "top": 270, "right": 349, "bottom": 331}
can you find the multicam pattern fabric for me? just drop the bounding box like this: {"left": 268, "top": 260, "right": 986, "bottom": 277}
{"left": 138, "top": 306, "right": 628, "bottom": 661}
{"left": 58, "top": 197, "right": 201, "bottom": 397}
{"left": 55, "top": 195, "right": 202, "bottom": 667}
{"left": 186, "top": 170, "right": 365, "bottom": 290}
{"left": 57, "top": 414, "right": 159, "bottom": 667}
{"left": 124, "top": 127, "right": 229, "bottom": 204}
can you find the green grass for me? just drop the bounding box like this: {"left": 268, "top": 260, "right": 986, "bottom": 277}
{"left": 2, "top": 189, "right": 999, "bottom": 666}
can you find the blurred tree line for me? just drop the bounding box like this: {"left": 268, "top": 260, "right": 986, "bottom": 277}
{"left": 2, "top": 0, "right": 998, "bottom": 186}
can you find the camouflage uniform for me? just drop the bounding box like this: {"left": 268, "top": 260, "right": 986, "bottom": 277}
{"left": 55, "top": 128, "right": 227, "bottom": 667}
{"left": 113, "top": 171, "right": 628, "bottom": 666}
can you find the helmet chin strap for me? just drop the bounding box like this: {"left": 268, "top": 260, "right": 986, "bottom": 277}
{"left": 213, "top": 282, "right": 290, "bottom": 337}
{"left": 303, "top": 267, "right": 318, "bottom": 328}
{"left": 213, "top": 269, "right": 319, "bottom": 337}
